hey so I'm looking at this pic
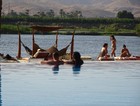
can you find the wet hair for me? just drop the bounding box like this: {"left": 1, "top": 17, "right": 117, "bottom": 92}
{"left": 73, "top": 51, "right": 83, "bottom": 66}
{"left": 123, "top": 44, "right": 126, "bottom": 48}
{"left": 103, "top": 43, "right": 108, "bottom": 47}
{"left": 73, "top": 52, "right": 81, "bottom": 60}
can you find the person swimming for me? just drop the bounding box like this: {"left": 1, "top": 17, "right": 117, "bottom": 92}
{"left": 41, "top": 52, "right": 64, "bottom": 65}
{"left": 41, "top": 52, "right": 64, "bottom": 74}
{"left": 65, "top": 51, "right": 84, "bottom": 66}
{"left": 65, "top": 51, "right": 84, "bottom": 74}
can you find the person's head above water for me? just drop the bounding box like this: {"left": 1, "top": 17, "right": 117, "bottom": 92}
{"left": 73, "top": 51, "right": 83, "bottom": 66}
{"left": 73, "top": 51, "right": 81, "bottom": 60}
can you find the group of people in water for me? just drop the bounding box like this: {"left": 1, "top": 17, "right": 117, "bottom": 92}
{"left": 0, "top": 35, "right": 133, "bottom": 67}
{"left": 0, "top": 51, "right": 84, "bottom": 73}
{"left": 41, "top": 51, "right": 84, "bottom": 73}
{"left": 41, "top": 51, "right": 84, "bottom": 65}
{"left": 98, "top": 35, "right": 131, "bottom": 59}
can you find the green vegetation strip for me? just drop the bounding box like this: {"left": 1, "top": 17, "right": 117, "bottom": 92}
{"left": 1, "top": 16, "right": 140, "bottom": 36}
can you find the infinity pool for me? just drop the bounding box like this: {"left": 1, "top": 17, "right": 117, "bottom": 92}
{"left": 1, "top": 61, "right": 140, "bottom": 106}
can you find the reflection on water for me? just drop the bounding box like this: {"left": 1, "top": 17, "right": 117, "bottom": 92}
{"left": 0, "top": 61, "right": 140, "bottom": 106}
{"left": 52, "top": 64, "right": 82, "bottom": 75}
{"left": 0, "top": 35, "right": 140, "bottom": 106}
{"left": 52, "top": 65, "right": 59, "bottom": 74}
{"left": 72, "top": 65, "right": 81, "bottom": 74}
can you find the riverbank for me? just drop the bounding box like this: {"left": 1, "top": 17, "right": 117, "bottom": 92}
{"left": 1, "top": 24, "right": 139, "bottom": 36}
{"left": 1, "top": 30, "right": 139, "bottom": 36}
{"left": 1, "top": 17, "right": 140, "bottom": 36}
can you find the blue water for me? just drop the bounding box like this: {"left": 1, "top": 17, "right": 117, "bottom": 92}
{"left": 1, "top": 34, "right": 140, "bottom": 58}
{"left": 0, "top": 34, "right": 140, "bottom": 106}
{"left": 1, "top": 61, "right": 140, "bottom": 106}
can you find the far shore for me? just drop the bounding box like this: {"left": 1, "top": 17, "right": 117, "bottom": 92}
{"left": 1, "top": 32, "right": 139, "bottom": 36}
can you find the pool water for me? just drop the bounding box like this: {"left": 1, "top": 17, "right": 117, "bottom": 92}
{"left": 0, "top": 35, "right": 140, "bottom": 106}
{"left": 1, "top": 61, "right": 140, "bottom": 106}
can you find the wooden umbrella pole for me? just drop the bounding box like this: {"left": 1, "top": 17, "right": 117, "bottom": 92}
{"left": 55, "top": 30, "right": 58, "bottom": 48}
{"left": 16, "top": 25, "right": 21, "bottom": 59}
{"left": 32, "top": 29, "right": 35, "bottom": 56}
{"left": 70, "top": 30, "right": 75, "bottom": 60}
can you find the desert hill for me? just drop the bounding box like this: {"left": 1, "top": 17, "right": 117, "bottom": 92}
{"left": 2, "top": 0, "right": 140, "bottom": 17}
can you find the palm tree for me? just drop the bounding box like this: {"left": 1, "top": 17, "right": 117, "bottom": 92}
{"left": 8, "top": 10, "right": 17, "bottom": 16}
{"left": 50, "top": 9, "right": 55, "bottom": 17}
{"left": 46, "top": 9, "right": 55, "bottom": 17}
{"left": 25, "top": 9, "right": 30, "bottom": 16}
{"left": 40, "top": 11, "right": 46, "bottom": 17}
{"left": 59, "top": 9, "right": 65, "bottom": 18}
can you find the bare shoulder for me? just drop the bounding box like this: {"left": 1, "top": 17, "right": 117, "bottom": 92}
{"left": 63, "top": 60, "right": 74, "bottom": 64}
{"left": 41, "top": 60, "right": 54, "bottom": 65}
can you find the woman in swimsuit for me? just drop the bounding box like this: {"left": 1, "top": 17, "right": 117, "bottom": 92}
{"left": 110, "top": 35, "right": 116, "bottom": 57}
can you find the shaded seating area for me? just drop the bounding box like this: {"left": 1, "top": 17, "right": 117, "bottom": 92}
{"left": 17, "top": 25, "right": 75, "bottom": 60}
{"left": 20, "top": 38, "right": 71, "bottom": 59}
{"left": 20, "top": 40, "right": 32, "bottom": 55}
{"left": 58, "top": 43, "right": 71, "bottom": 56}
{"left": 46, "top": 45, "right": 58, "bottom": 54}
{"left": 33, "top": 49, "right": 49, "bottom": 58}
{"left": 21, "top": 40, "right": 47, "bottom": 58}
{"left": 33, "top": 45, "right": 58, "bottom": 58}
{"left": 33, "top": 43, "right": 71, "bottom": 59}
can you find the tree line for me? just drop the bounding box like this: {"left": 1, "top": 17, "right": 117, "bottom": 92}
{"left": 1, "top": 9, "right": 140, "bottom": 35}
{"left": 2, "top": 9, "right": 135, "bottom": 19}
{"left": 2, "top": 9, "right": 83, "bottom": 19}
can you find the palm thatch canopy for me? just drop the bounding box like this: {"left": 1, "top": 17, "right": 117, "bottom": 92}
{"left": 30, "top": 26, "right": 63, "bottom": 33}
{"left": 16, "top": 25, "right": 74, "bottom": 59}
